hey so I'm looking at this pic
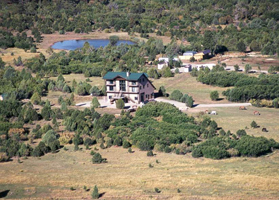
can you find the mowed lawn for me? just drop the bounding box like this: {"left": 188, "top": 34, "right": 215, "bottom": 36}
{"left": 1, "top": 146, "right": 279, "bottom": 199}
{"left": 152, "top": 73, "right": 230, "bottom": 104}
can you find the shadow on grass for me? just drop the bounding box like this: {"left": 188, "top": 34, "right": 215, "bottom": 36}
{"left": 217, "top": 98, "right": 224, "bottom": 101}
{"left": 0, "top": 190, "right": 10, "bottom": 198}
{"left": 99, "top": 192, "right": 106, "bottom": 198}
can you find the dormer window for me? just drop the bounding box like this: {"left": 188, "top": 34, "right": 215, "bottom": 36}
{"left": 109, "top": 80, "right": 113, "bottom": 84}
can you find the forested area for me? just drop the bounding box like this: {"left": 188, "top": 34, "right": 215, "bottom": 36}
{"left": 24, "top": 38, "right": 178, "bottom": 78}
{"left": 1, "top": 0, "right": 279, "bottom": 55}
{"left": 1, "top": 101, "right": 278, "bottom": 161}
{"left": 192, "top": 66, "right": 279, "bottom": 107}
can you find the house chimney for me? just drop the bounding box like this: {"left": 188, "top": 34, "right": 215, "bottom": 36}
{"left": 126, "top": 71, "right": 130, "bottom": 77}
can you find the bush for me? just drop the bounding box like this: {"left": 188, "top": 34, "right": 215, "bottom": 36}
{"left": 251, "top": 121, "right": 258, "bottom": 128}
{"left": 236, "top": 129, "right": 247, "bottom": 138}
{"left": 158, "top": 86, "right": 167, "bottom": 97}
{"left": 202, "top": 146, "right": 229, "bottom": 159}
{"left": 147, "top": 150, "right": 154, "bottom": 156}
{"left": 170, "top": 90, "right": 183, "bottom": 101}
{"left": 235, "top": 136, "right": 275, "bottom": 157}
{"left": 92, "top": 97, "right": 100, "bottom": 108}
{"left": 192, "top": 147, "right": 203, "bottom": 158}
{"left": 116, "top": 99, "right": 125, "bottom": 109}
{"left": 210, "top": 91, "right": 219, "bottom": 101}
{"left": 109, "top": 35, "right": 119, "bottom": 46}
{"left": 30, "top": 46, "right": 36, "bottom": 53}
{"left": 123, "top": 140, "right": 131, "bottom": 148}
{"left": 92, "top": 153, "right": 106, "bottom": 164}
{"left": 91, "top": 185, "right": 99, "bottom": 199}
{"left": 42, "top": 130, "right": 57, "bottom": 146}
{"left": 30, "top": 92, "right": 41, "bottom": 105}
{"left": 186, "top": 96, "right": 194, "bottom": 108}
{"left": 164, "top": 146, "right": 172, "bottom": 153}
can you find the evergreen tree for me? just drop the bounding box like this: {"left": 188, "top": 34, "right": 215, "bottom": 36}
{"left": 92, "top": 97, "right": 100, "bottom": 108}
{"left": 41, "top": 100, "right": 52, "bottom": 120}
{"left": 91, "top": 185, "right": 99, "bottom": 199}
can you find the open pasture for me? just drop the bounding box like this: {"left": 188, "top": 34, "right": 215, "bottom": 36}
{"left": 1, "top": 146, "right": 279, "bottom": 199}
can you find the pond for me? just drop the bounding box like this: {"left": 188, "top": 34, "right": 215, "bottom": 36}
{"left": 51, "top": 39, "right": 135, "bottom": 50}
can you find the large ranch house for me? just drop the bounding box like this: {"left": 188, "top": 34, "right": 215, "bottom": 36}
{"left": 103, "top": 72, "right": 156, "bottom": 104}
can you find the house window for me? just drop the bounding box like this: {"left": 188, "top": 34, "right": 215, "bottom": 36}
{"left": 134, "top": 97, "right": 138, "bottom": 100}
{"left": 143, "top": 85, "right": 145, "bottom": 89}
{"left": 147, "top": 84, "right": 149, "bottom": 87}
{"left": 109, "top": 86, "right": 114, "bottom": 91}
{"left": 119, "top": 80, "right": 126, "bottom": 91}
{"left": 109, "top": 96, "right": 112, "bottom": 99}
{"left": 146, "top": 95, "right": 148, "bottom": 98}
{"left": 109, "top": 80, "right": 113, "bottom": 84}
{"left": 131, "top": 87, "right": 136, "bottom": 92}
{"left": 132, "top": 81, "right": 136, "bottom": 85}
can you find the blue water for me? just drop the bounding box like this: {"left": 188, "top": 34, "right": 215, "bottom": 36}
{"left": 51, "top": 39, "right": 135, "bottom": 50}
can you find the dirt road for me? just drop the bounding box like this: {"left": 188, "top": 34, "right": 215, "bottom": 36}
{"left": 155, "top": 97, "right": 251, "bottom": 109}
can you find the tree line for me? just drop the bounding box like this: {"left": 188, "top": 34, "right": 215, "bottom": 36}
{"left": 1, "top": 1, "right": 279, "bottom": 55}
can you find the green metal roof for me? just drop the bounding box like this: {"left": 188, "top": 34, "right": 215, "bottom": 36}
{"left": 103, "top": 72, "right": 148, "bottom": 81}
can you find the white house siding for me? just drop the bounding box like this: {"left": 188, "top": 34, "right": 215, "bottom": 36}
{"left": 106, "top": 75, "right": 155, "bottom": 104}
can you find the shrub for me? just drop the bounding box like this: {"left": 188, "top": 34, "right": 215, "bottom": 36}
{"left": 92, "top": 97, "right": 100, "bottom": 108}
{"left": 92, "top": 153, "right": 106, "bottom": 164}
{"left": 123, "top": 140, "right": 131, "bottom": 148}
{"left": 109, "top": 35, "right": 119, "bottom": 46}
{"left": 116, "top": 99, "right": 125, "bottom": 109}
{"left": 30, "top": 46, "right": 36, "bottom": 53}
{"left": 170, "top": 90, "right": 183, "bottom": 101}
{"left": 251, "top": 121, "right": 258, "bottom": 128}
{"left": 210, "top": 91, "right": 219, "bottom": 101}
{"left": 202, "top": 146, "right": 229, "bottom": 159}
{"left": 147, "top": 150, "right": 154, "bottom": 156}
{"left": 164, "top": 146, "right": 172, "bottom": 153}
{"left": 42, "top": 130, "right": 57, "bottom": 146}
{"left": 90, "top": 86, "right": 101, "bottom": 96}
{"left": 235, "top": 136, "right": 274, "bottom": 157}
{"left": 236, "top": 129, "right": 247, "bottom": 138}
{"left": 154, "top": 188, "right": 161, "bottom": 193}
{"left": 30, "top": 92, "right": 41, "bottom": 105}
{"left": 192, "top": 147, "right": 203, "bottom": 158}
{"left": 137, "top": 140, "right": 153, "bottom": 151}
{"left": 113, "top": 137, "right": 122, "bottom": 146}
{"left": 91, "top": 185, "right": 99, "bottom": 199}
{"left": 158, "top": 86, "right": 167, "bottom": 97}
{"left": 186, "top": 96, "right": 194, "bottom": 108}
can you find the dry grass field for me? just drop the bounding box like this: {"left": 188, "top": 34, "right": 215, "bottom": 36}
{"left": 1, "top": 145, "right": 279, "bottom": 199}
{"left": 188, "top": 106, "right": 279, "bottom": 141}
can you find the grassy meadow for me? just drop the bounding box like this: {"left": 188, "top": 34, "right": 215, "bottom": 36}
{"left": 152, "top": 73, "right": 230, "bottom": 104}
{"left": 1, "top": 145, "right": 279, "bottom": 199}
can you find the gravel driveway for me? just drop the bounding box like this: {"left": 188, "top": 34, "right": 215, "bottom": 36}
{"left": 155, "top": 97, "right": 251, "bottom": 109}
